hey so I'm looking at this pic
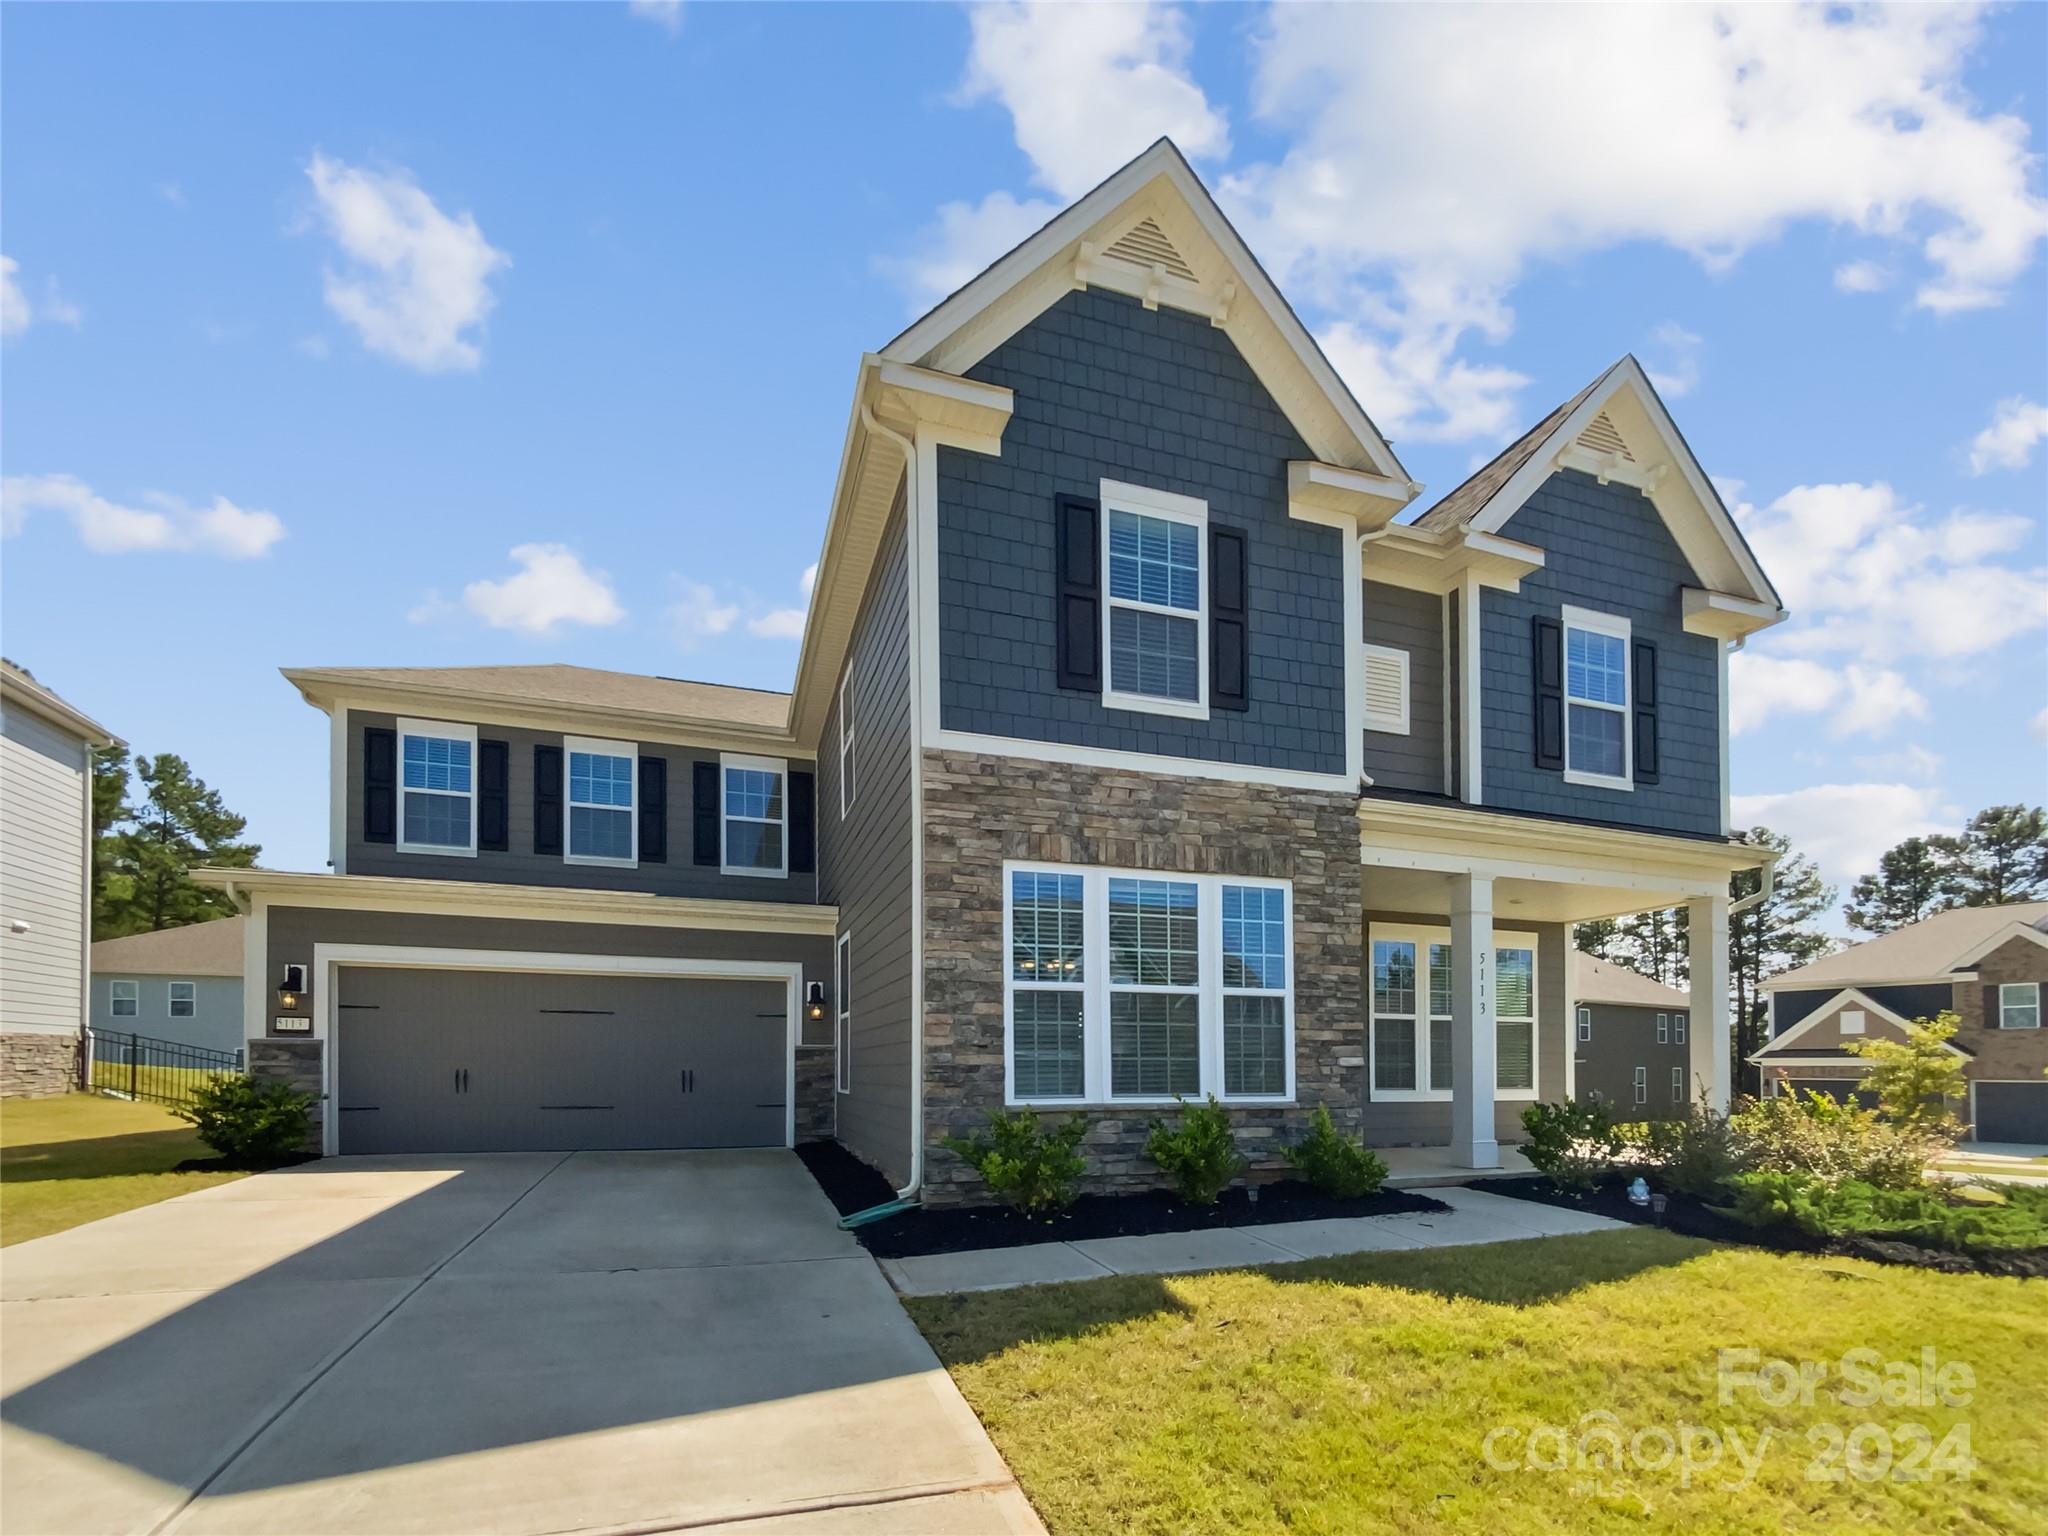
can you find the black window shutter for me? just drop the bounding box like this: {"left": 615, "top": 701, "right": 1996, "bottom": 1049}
{"left": 789, "top": 770, "right": 816, "bottom": 874}
{"left": 533, "top": 744, "right": 563, "bottom": 855}
{"left": 692, "top": 761, "right": 720, "bottom": 866}
{"left": 1632, "top": 641, "right": 1660, "bottom": 785}
{"left": 363, "top": 727, "right": 397, "bottom": 844}
{"left": 1532, "top": 617, "right": 1565, "bottom": 770}
{"left": 1210, "top": 525, "right": 1250, "bottom": 712}
{"left": 1986, "top": 984, "right": 2002, "bottom": 1027}
{"left": 478, "top": 740, "right": 509, "bottom": 851}
{"left": 638, "top": 755, "right": 667, "bottom": 863}
{"left": 1054, "top": 494, "right": 1102, "bottom": 692}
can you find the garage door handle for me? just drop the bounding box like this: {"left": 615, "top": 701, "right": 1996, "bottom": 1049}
{"left": 680, "top": 1068, "right": 694, "bottom": 1094}
{"left": 461, "top": 1067, "right": 470, "bottom": 1094}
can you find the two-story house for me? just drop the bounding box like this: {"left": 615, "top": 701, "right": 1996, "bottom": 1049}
{"left": 202, "top": 140, "right": 1785, "bottom": 1199}
{"left": 1751, "top": 902, "right": 2048, "bottom": 1142}
{"left": 1569, "top": 952, "right": 1693, "bottom": 1115}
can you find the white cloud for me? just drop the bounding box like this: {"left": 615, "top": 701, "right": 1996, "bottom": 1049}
{"left": 295, "top": 334, "right": 331, "bottom": 361}
{"left": 1731, "top": 480, "right": 2046, "bottom": 662}
{"left": 667, "top": 580, "right": 740, "bottom": 650}
{"left": 1727, "top": 653, "right": 1927, "bottom": 738}
{"left": 2034, "top": 707, "right": 2048, "bottom": 743}
{"left": 883, "top": 191, "right": 1063, "bottom": 311}
{"left": 1730, "top": 782, "right": 1955, "bottom": 891}
{"left": 1219, "top": 4, "right": 2048, "bottom": 441}
{"left": 628, "top": 0, "right": 682, "bottom": 34}
{"left": 747, "top": 562, "right": 821, "bottom": 640}
{"left": 1642, "top": 322, "right": 1702, "bottom": 399}
{"left": 800, "top": 561, "right": 818, "bottom": 598}
{"left": 305, "top": 153, "right": 509, "bottom": 372}
{"left": 1832, "top": 259, "right": 1891, "bottom": 294}
{"left": 158, "top": 181, "right": 186, "bottom": 207}
{"left": 1852, "top": 744, "right": 1944, "bottom": 783}
{"left": 2, "top": 255, "right": 81, "bottom": 337}
{"left": 1966, "top": 396, "right": 2048, "bottom": 475}
{"left": 0, "top": 474, "right": 283, "bottom": 558}
{"left": 462, "top": 544, "right": 623, "bottom": 634}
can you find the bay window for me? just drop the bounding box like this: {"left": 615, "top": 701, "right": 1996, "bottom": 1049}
{"left": 1562, "top": 605, "right": 1631, "bottom": 790}
{"left": 1004, "top": 863, "right": 1291, "bottom": 1104}
{"left": 1368, "top": 925, "right": 1540, "bottom": 1100}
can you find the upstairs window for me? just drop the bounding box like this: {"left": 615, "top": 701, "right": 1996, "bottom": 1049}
{"left": 1576, "top": 1006, "right": 1592, "bottom": 1043}
{"left": 1562, "top": 606, "right": 1631, "bottom": 790}
{"left": 1674, "top": 1012, "right": 1687, "bottom": 1045}
{"left": 1656, "top": 1012, "right": 1669, "bottom": 1044}
{"left": 1102, "top": 481, "right": 1207, "bottom": 717}
{"left": 169, "top": 981, "right": 195, "bottom": 1018}
{"left": 110, "top": 980, "right": 137, "bottom": 1017}
{"left": 721, "top": 754, "right": 787, "bottom": 877}
{"left": 2000, "top": 983, "right": 2041, "bottom": 1030}
{"left": 565, "top": 736, "right": 636, "bottom": 866}
{"left": 398, "top": 719, "right": 476, "bottom": 854}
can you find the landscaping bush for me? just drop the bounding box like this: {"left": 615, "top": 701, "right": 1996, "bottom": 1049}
{"left": 173, "top": 1076, "right": 317, "bottom": 1166}
{"left": 1145, "top": 1096, "right": 1247, "bottom": 1204}
{"left": 1725, "top": 1169, "right": 2048, "bottom": 1254}
{"left": 1519, "top": 1099, "right": 1621, "bottom": 1191}
{"left": 942, "top": 1109, "right": 1088, "bottom": 1215}
{"left": 1284, "top": 1106, "right": 1388, "bottom": 1198}
{"left": 1846, "top": 1012, "right": 1969, "bottom": 1145}
{"left": 1637, "top": 1096, "right": 1739, "bottom": 1198}
{"left": 1729, "top": 1088, "right": 1929, "bottom": 1191}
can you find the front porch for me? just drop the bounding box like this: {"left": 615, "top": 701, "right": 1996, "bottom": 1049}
{"left": 1358, "top": 796, "right": 1769, "bottom": 1170}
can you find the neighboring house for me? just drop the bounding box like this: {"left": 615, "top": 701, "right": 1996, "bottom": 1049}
{"left": 89, "top": 916, "right": 247, "bottom": 1062}
{"left": 1570, "top": 952, "right": 1692, "bottom": 1115}
{"left": 1752, "top": 902, "right": 2048, "bottom": 1143}
{"left": 1, "top": 659, "right": 121, "bottom": 1097}
{"left": 197, "top": 140, "right": 1784, "bottom": 1199}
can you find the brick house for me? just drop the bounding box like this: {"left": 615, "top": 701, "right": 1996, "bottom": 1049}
{"left": 199, "top": 140, "right": 1787, "bottom": 1200}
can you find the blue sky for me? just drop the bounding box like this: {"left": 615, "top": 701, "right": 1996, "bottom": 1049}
{"left": 4, "top": 2, "right": 2044, "bottom": 913}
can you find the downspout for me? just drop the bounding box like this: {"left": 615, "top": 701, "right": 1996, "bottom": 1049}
{"left": 859, "top": 400, "right": 926, "bottom": 1204}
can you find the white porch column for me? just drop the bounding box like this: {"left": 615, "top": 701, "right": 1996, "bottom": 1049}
{"left": 1449, "top": 873, "right": 1498, "bottom": 1168}
{"left": 1687, "top": 892, "right": 1731, "bottom": 1112}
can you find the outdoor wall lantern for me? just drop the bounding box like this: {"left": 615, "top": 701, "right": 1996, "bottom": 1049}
{"left": 276, "top": 964, "right": 308, "bottom": 1012}
{"left": 805, "top": 981, "right": 828, "bottom": 1025}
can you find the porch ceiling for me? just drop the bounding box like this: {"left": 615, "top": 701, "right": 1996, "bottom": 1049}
{"left": 1363, "top": 865, "right": 1705, "bottom": 925}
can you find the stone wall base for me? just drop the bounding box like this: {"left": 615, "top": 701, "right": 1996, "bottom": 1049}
{"left": 249, "top": 1038, "right": 325, "bottom": 1151}
{"left": 1, "top": 1032, "right": 80, "bottom": 1097}
{"left": 795, "top": 1049, "right": 836, "bottom": 1143}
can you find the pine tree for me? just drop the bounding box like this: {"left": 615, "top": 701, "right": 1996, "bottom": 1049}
{"left": 1947, "top": 805, "right": 2047, "bottom": 907}
{"left": 1571, "top": 917, "right": 1620, "bottom": 959}
{"left": 1727, "top": 826, "right": 1834, "bottom": 1094}
{"left": 90, "top": 744, "right": 134, "bottom": 939}
{"left": 97, "top": 753, "right": 260, "bottom": 937}
{"left": 1609, "top": 906, "right": 1690, "bottom": 988}
{"left": 1843, "top": 835, "right": 1959, "bottom": 935}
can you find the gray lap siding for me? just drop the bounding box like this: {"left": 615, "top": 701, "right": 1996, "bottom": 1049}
{"left": 936, "top": 286, "right": 1348, "bottom": 776}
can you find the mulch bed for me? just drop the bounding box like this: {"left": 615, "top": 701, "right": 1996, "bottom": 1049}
{"left": 798, "top": 1140, "right": 1448, "bottom": 1260}
{"left": 1472, "top": 1174, "right": 2048, "bottom": 1280}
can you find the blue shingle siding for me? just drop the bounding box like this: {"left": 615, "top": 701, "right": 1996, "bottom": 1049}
{"left": 935, "top": 287, "right": 1347, "bottom": 775}
{"left": 1361, "top": 581, "right": 1445, "bottom": 794}
{"left": 1480, "top": 469, "right": 1722, "bottom": 835}
{"left": 1773, "top": 983, "right": 1956, "bottom": 1035}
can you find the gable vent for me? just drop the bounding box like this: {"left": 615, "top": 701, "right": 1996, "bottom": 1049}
{"left": 1103, "top": 217, "right": 1197, "bottom": 282}
{"left": 1576, "top": 411, "right": 1634, "bottom": 461}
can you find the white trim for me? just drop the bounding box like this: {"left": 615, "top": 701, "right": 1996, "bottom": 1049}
{"left": 1099, "top": 479, "right": 1209, "bottom": 721}
{"left": 394, "top": 717, "right": 479, "bottom": 858}
{"left": 1674, "top": 1010, "right": 1687, "bottom": 1045}
{"left": 1671, "top": 1065, "right": 1685, "bottom": 1105}
{"left": 1656, "top": 1011, "right": 1669, "bottom": 1044}
{"left": 1759, "top": 1057, "right": 1878, "bottom": 1071}
{"left": 329, "top": 705, "right": 349, "bottom": 874}
{"left": 1002, "top": 861, "right": 1295, "bottom": 1108}
{"left": 719, "top": 752, "right": 790, "bottom": 879}
{"left": 1761, "top": 970, "right": 1980, "bottom": 994}
{"left": 562, "top": 734, "right": 638, "bottom": 869}
{"left": 838, "top": 668, "right": 857, "bottom": 820}
{"left": 312, "top": 943, "right": 803, "bottom": 1158}
{"left": 1459, "top": 575, "right": 1483, "bottom": 803}
{"left": 1997, "top": 981, "right": 2041, "bottom": 1030}
{"left": 1576, "top": 1005, "right": 1592, "bottom": 1043}
{"left": 1716, "top": 641, "right": 1731, "bottom": 837}
{"left": 836, "top": 930, "right": 853, "bottom": 1093}
{"left": 1559, "top": 605, "right": 1633, "bottom": 792}
{"left": 1634, "top": 1065, "right": 1648, "bottom": 1106}
{"left": 928, "top": 728, "right": 1355, "bottom": 792}
{"left": 242, "top": 897, "right": 268, "bottom": 1052}
{"left": 109, "top": 979, "right": 138, "bottom": 1017}
{"left": 1367, "top": 923, "right": 1541, "bottom": 1102}
{"left": 1360, "top": 644, "right": 1411, "bottom": 736}
{"left": 168, "top": 980, "right": 195, "bottom": 1018}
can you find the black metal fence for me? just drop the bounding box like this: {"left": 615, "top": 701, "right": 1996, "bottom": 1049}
{"left": 88, "top": 1029, "right": 243, "bottom": 1109}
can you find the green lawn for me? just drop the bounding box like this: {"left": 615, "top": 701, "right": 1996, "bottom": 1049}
{"left": 908, "top": 1230, "right": 2046, "bottom": 1535}
{"left": 0, "top": 1093, "right": 245, "bottom": 1246}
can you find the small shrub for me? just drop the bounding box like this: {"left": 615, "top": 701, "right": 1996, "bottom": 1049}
{"left": 1640, "top": 1096, "right": 1738, "bottom": 1198}
{"left": 1284, "top": 1106, "right": 1388, "bottom": 1198}
{"left": 1725, "top": 1170, "right": 2048, "bottom": 1253}
{"left": 1846, "top": 1012, "right": 1969, "bottom": 1145}
{"left": 1730, "top": 1089, "right": 1930, "bottom": 1191}
{"left": 173, "top": 1076, "right": 317, "bottom": 1166}
{"left": 1519, "top": 1099, "right": 1621, "bottom": 1191}
{"left": 942, "top": 1109, "right": 1088, "bottom": 1215}
{"left": 1145, "top": 1095, "right": 1247, "bottom": 1204}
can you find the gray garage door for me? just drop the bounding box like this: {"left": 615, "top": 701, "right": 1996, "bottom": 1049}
{"left": 1776, "top": 1078, "right": 1881, "bottom": 1111}
{"left": 1974, "top": 1082, "right": 2048, "bottom": 1144}
{"left": 334, "top": 967, "right": 788, "bottom": 1154}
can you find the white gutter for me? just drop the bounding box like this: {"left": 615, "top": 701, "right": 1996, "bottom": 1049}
{"left": 859, "top": 401, "right": 926, "bottom": 1202}
{"left": 1731, "top": 850, "right": 1776, "bottom": 916}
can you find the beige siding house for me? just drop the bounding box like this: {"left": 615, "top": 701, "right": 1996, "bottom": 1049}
{"left": 1, "top": 661, "right": 120, "bottom": 1096}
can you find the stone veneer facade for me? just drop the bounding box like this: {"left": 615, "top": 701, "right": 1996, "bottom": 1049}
{"left": 1, "top": 1032, "right": 79, "bottom": 1097}
{"left": 794, "top": 1049, "right": 836, "bottom": 1142}
{"left": 249, "top": 1038, "right": 325, "bottom": 1151}
{"left": 919, "top": 748, "right": 1364, "bottom": 1204}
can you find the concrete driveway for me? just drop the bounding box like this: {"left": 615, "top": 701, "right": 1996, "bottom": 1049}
{"left": 1, "top": 1150, "right": 1040, "bottom": 1536}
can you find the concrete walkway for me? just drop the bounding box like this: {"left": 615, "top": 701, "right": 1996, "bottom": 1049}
{"left": 2, "top": 1150, "right": 1041, "bottom": 1536}
{"left": 879, "top": 1185, "right": 1627, "bottom": 1297}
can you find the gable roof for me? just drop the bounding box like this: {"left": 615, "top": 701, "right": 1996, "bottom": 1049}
{"left": 1571, "top": 951, "right": 1689, "bottom": 1009}
{"left": 283, "top": 665, "right": 790, "bottom": 734}
{"left": 1752, "top": 986, "right": 1972, "bottom": 1061}
{"left": 92, "top": 916, "right": 244, "bottom": 977}
{"left": 1766, "top": 902, "right": 2048, "bottom": 991}
{"left": 1410, "top": 356, "right": 1784, "bottom": 624}
{"left": 1, "top": 657, "right": 121, "bottom": 747}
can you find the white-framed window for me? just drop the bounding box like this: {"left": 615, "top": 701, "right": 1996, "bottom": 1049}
{"left": 1368, "top": 926, "right": 1540, "bottom": 1101}
{"left": 564, "top": 735, "right": 637, "bottom": 867}
{"left": 1634, "top": 1065, "right": 1648, "bottom": 1105}
{"left": 397, "top": 717, "right": 477, "bottom": 855}
{"left": 1671, "top": 1066, "right": 1686, "bottom": 1104}
{"left": 1562, "top": 605, "right": 1631, "bottom": 790}
{"left": 720, "top": 753, "right": 788, "bottom": 877}
{"left": 1999, "top": 983, "right": 2041, "bottom": 1030}
{"left": 1101, "top": 479, "right": 1208, "bottom": 719}
{"left": 1674, "top": 1012, "right": 1687, "bottom": 1045}
{"left": 1576, "top": 1005, "right": 1592, "bottom": 1043}
{"left": 1361, "top": 645, "right": 1411, "bottom": 735}
{"left": 1003, "top": 862, "right": 1292, "bottom": 1105}
{"left": 836, "top": 932, "right": 853, "bottom": 1093}
{"left": 1656, "top": 1011, "right": 1669, "bottom": 1044}
{"left": 169, "top": 981, "right": 195, "bottom": 1018}
{"left": 1839, "top": 1009, "right": 1865, "bottom": 1036}
{"left": 110, "top": 979, "right": 137, "bottom": 1017}
{"left": 838, "top": 668, "right": 857, "bottom": 819}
